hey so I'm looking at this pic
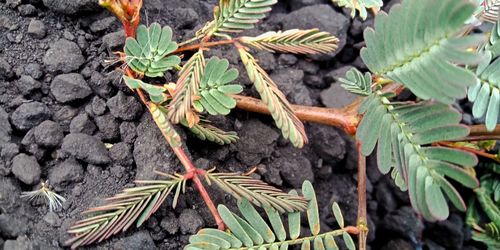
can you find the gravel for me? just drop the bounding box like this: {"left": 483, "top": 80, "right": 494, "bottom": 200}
{"left": 43, "top": 39, "right": 85, "bottom": 73}
{"left": 50, "top": 73, "right": 92, "bottom": 103}
{"left": 60, "top": 133, "right": 111, "bottom": 165}
{"left": 33, "top": 120, "right": 64, "bottom": 148}
{"left": 10, "top": 102, "right": 52, "bottom": 131}
{"left": 48, "top": 157, "right": 84, "bottom": 191}
{"left": 107, "top": 91, "right": 143, "bottom": 121}
{"left": 27, "top": 19, "right": 46, "bottom": 39}
{"left": 11, "top": 153, "right": 41, "bottom": 185}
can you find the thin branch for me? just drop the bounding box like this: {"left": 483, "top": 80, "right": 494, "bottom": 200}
{"left": 356, "top": 141, "right": 368, "bottom": 250}
{"left": 436, "top": 142, "right": 500, "bottom": 163}
{"left": 173, "top": 39, "right": 237, "bottom": 54}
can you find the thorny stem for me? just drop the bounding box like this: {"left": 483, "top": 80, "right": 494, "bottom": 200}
{"left": 356, "top": 142, "right": 368, "bottom": 250}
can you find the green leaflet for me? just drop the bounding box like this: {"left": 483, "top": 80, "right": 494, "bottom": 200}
{"left": 194, "top": 57, "right": 243, "bottom": 116}
{"left": 239, "top": 49, "right": 307, "bottom": 148}
{"left": 468, "top": 51, "right": 500, "bottom": 131}
{"left": 332, "top": 0, "right": 383, "bottom": 20}
{"left": 124, "top": 23, "right": 180, "bottom": 77}
{"left": 356, "top": 92, "right": 479, "bottom": 221}
{"left": 339, "top": 68, "right": 373, "bottom": 96}
{"left": 361, "top": 0, "right": 483, "bottom": 104}
{"left": 185, "top": 180, "right": 355, "bottom": 249}
{"left": 213, "top": 0, "right": 278, "bottom": 34}
{"left": 122, "top": 76, "right": 166, "bottom": 103}
{"left": 182, "top": 120, "right": 239, "bottom": 145}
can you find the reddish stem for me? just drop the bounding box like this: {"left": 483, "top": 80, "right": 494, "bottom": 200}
{"left": 436, "top": 141, "right": 500, "bottom": 163}
{"left": 356, "top": 141, "right": 368, "bottom": 250}
{"left": 173, "top": 39, "right": 237, "bottom": 54}
{"left": 172, "top": 147, "right": 225, "bottom": 230}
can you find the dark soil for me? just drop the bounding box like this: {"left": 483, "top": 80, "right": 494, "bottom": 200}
{"left": 0, "top": 0, "right": 486, "bottom": 249}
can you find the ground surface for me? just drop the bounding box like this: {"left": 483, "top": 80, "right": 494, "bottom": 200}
{"left": 0, "top": 0, "right": 486, "bottom": 249}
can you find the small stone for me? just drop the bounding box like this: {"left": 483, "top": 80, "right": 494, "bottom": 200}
{"left": 89, "top": 71, "right": 116, "bottom": 98}
{"left": 107, "top": 91, "right": 143, "bottom": 121}
{"left": 275, "top": 149, "right": 314, "bottom": 188}
{"left": 236, "top": 119, "right": 279, "bottom": 165}
{"left": 43, "top": 39, "right": 85, "bottom": 73}
{"left": 0, "top": 214, "right": 28, "bottom": 238}
{"left": 16, "top": 75, "right": 41, "bottom": 95}
{"left": 309, "top": 124, "right": 346, "bottom": 164}
{"left": 21, "top": 129, "right": 47, "bottom": 161}
{"left": 63, "top": 30, "right": 75, "bottom": 41}
{"left": 61, "top": 133, "right": 110, "bottom": 165}
{"left": 41, "top": 0, "right": 99, "bottom": 15}
{"left": 18, "top": 4, "right": 37, "bottom": 16}
{"left": 0, "top": 57, "right": 13, "bottom": 80}
{"left": 50, "top": 73, "right": 92, "bottom": 103}
{"left": 278, "top": 54, "right": 298, "bottom": 65}
{"left": 179, "top": 209, "right": 204, "bottom": 234}
{"left": 120, "top": 121, "right": 136, "bottom": 144}
{"left": 43, "top": 212, "right": 60, "bottom": 226}
{"left": 69, "top": 113, "right": 96, "bottom": 134}
{"left": 0, "top": 107, "right": 12, "bottom": 144}
{"left": 1, "top": 143, "right": 19, "bottom": 162}
{"left": 23, "top": 63, "right": 43, "bottom": 80}
{"left": 114, "top": 231, "right": 156, "bottom": 250}
{"left": 160, "top": 213, "right": 179, "bottom": 235}
{"left": 109, "top": 142, "right": 133, "bottom": 166}
{"left": 33, "top": 120, "right": 64, "bottom": 147}
{"left": 90, "top": 17, "right": 116, "bottom": 33}
{"left": 381, "top": 206, "right": 424, "bottom": 241}
{"left": 6, "top": 0, "right": 22, "bottom": 9}
{"left": 10, "top": 102, "right": 51, "bottom": 131}
{"left": 11, "top": 153, "right": 41, "bottom": 185}
{"left": 102, "top": 30, "right": 125, "bottom": 50}
{"left": 52, "top": 105, "right": 79, "bottom": 130}
{"left": 94, "top": 113, "right": 120, "bottom": 141}
{"left": 48, "top": 158, "right": 84, "bottom": 191}
{"left": 91, "top": 96, "right": 107, "bottom": 116}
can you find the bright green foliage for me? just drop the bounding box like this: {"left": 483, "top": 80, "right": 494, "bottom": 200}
{"left": 124, "top": 23, "right": 180, "bottom": 77}
{"left": 122, "top": 76, "right": 166, "bottom": 103}
{"left": 468, "top": 52, "right": 500, "bottom": 131}
{"left": 204, "top": 170, "right": 308, "bottom": 213}
{"left": 339, "top": 68, "right": 372, "bottom": 96}
{"left": 183, "top": 120, "right": 239, "bottom": 145}
{"left": 467, "top": 172, "right": 500, "bottom": 249}
{"left": 66, "top": 172, "right": 186, "bottom": 249}
{"left": 331, "top": 0, "right": 383, "bottom": 20}
{"left": 213, "top": 0, "right": 277, "bottom": 34}
{"left": 357, "top": 91, "right": 479, "bottom": 221}
{"left": 184, "top": 181, "right": 355, "bottom": 250}
{"left": 361, "top": 0, "right": 484, "bottom": 104}
{"left": 239, "top": 49, "right": 307, "bottom": 148}
{"left": 485, "top": 18, "right": 500, "bottom": 57}
{"left": 193, "top": 57, "right": 243, "bottom": 115}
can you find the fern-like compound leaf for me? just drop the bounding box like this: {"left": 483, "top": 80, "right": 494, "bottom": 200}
{"left": 124, "top": 23, "right": 180, "bottom": 77}
{"left": 66, "top": 172, "right": 185, "bottom": 249}
{"left": 339, "top": 68, "right": 373, "bottom": 96}
{"left": 357, "top": 92, "right": 479, "bottom": 221}
{"left": 480, "top": 0, "right": 500, "bottom": 23}
{"left": 468, "top": 52, "right": 500, "bottom": 131}
{"left": 193, "top": 57, "right": 243, "bottom": 116}
{"left": 182, "top": 120, "right": 239, "bottom": 145}
{"left": 148, "top": 103, "right": 182, "bottom": 148}
{"left": 204, "top": 170, "right": 308, "bottom": 213}
{"left": 213, "top": 0, "right": 278, "bottom": 34}
{"left": 332, "top": 0, "right": 383, "bottom": 20}
{"left": 185, "top": 180, "right": 355, "bottom": 250}
{"left": 361, "top": 0, "right": 484, "bottom": 104}
{"left": 486, "top": 18, "right": 500, "bottom": 57}
{"left": 168, "top": 50, "right": 205, "bottom": 126}
{"left": 239, "top": 49, "right": 308, "bottom": 148}
{"left": 240, "top": 29, "right": 339, "bottom": 55}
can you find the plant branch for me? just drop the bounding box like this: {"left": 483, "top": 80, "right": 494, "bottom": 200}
{"left": 468, "top": 125, "right": 500, "bottom": 140}
{"left": 233, "top": 95, "right": 360, "bottom": 135}
{"left": 173, "top": 39, "right": 238, "bottom": 54}
{"left": 356, "top": 141, "right": 368, "bottom": 250}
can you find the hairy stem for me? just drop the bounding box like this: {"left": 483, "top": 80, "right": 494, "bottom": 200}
{"left": 233, "top": 95, "right": 360, "bottom": 135}
{"left": 356, "top": 141, "right": 368, "bottom": 250}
